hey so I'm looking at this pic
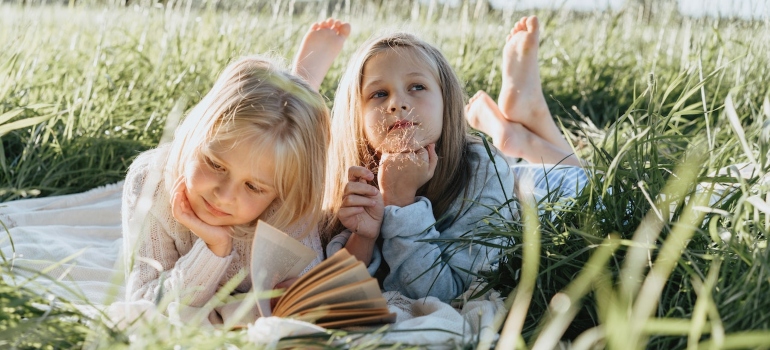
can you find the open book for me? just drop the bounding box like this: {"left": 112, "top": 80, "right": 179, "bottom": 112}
{"left": 251, "top": 220, "right": 396, "bottom": 329}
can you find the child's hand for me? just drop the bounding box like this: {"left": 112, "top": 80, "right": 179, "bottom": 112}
{"left": 339, "top": 166, "right": 384, "bottom": 241}
{"left": 270, "top": 277, "right": 298, "bottom": 310}
{"left": 171, "top": 177, "right": 233, "bottom": 257}
{"left": 378, "top": 143, "right": 437, "bottom": 207}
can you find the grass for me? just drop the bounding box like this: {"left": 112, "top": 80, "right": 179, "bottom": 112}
{"left": 1, "top": 0, "right": 769, "bottom": 348}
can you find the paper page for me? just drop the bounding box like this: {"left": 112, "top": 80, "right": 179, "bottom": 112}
{"left": 251, "top": 220, "right": 317, "bottom": 317}
{"left": 295, "top": 307, "right": 392, "bottom": 323}
{"left": 274, "top": 255, "right": 360, "bottom": 314}
{"left": 280, "top": 278, "right": 383, "bottom": 316}
{"left": 316, "top": 313, "right": 398, "bottom": 329}
{"left": 286, "top": 249, "right": 358, "bottom": 295}
{"left": 275, "top": 261, "right": 369, "bottom": 315}
{"left": 311, "top": 298, "right": 389, "bottom": 311}
{"left": 290, "top": 248, "right": 354, "bottom": 287}
{"left": 287, "top": 262, "right": 371, "bottom": 305}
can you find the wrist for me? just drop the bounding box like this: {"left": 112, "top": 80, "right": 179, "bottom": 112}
{"left": 350, "top": 231, "right": 378, "bottom": 244}
{"left": 207, "top": 242, "right": 232, "bottom": 257}
{"left": 382, "top": 191, "right": 416, "bottom": 207}
{"left": 346, "top": 233, "right": 377, "bottom": 265}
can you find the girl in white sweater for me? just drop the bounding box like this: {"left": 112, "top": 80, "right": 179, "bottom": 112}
{"left": 122, "top": 20, "right": 349, "bottom": 308}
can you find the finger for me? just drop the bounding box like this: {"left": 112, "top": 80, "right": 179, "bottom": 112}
{"left": 275, "top": 277, "right": 298, "bottom": 289}
{"left": 411, "top": 147, "right": 429, "bottom": 165}
{"left": 338, "top": 207, "right": 365, "bottom": 225}
{"left": 343, "top": 181, "right": 379, "bottom": 197}
{"left": 379, "top": 151, "right": 408, "bottom": 167}
{"left": 347, "top": 166, "right": 374, "bottom": 183}
{"left": 172, "top": 176, "right": 186, "bottom": 194}
{"left": 342, "top": 194, "right": 378, "bottom": 208}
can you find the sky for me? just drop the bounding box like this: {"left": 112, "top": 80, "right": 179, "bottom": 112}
{"left": 426, "top": 0, "right": 770, "bottom": 20}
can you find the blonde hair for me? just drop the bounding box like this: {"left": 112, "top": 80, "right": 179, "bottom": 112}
{"left": 323, "top": 32, "right": 477, "bottom": 240}
{"left": 165, "top": 55, "right": 329, "bottom": 237}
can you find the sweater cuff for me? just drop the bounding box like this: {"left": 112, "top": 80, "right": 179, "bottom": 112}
{"left": 175, "top": 239, "right": 235, "bottom": 299}
{"left": 381, "top": 196, "right": 436, "bottom": 239}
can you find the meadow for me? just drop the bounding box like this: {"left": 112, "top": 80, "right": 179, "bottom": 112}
{"left": 1, "top": 0, "right": 769, "bottom": 348}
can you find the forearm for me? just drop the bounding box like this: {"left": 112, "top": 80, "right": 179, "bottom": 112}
{"left": 127, "top": 235, "right": 234, "bottom": 307}
{"left": 382, "top": 232, "right": 467, "bottom": 301}
{"left": 344, "top": 233, "right": 377, "bottom": 266}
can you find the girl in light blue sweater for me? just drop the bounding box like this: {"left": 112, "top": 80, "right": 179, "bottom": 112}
{"left": 322, "top": 15, "right": 587, "bottom": 303}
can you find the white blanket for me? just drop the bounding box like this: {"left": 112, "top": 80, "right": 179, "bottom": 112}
{"left": 0, "top": 183, "right": 504, "bottom": 347}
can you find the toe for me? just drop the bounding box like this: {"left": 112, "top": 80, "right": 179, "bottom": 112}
{"left": 526, "top": 16, "right": 539, "bottom": 32}
{"left": 338, "top": 22, "right": 351, "bottom": 37}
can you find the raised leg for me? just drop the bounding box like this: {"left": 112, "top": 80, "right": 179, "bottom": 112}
{"left": 466, "top": 91, "right": 581, "bottom": 166}
{"left": 292, "top": 18, "right": 351, "bottom": 91}
{"left": 498, "top": 15, "right": 572, "bottom": 153}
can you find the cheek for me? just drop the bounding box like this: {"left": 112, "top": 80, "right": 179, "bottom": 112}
{"left": 242, "top": 195, "right": 277, "bottom": 220}
{"left": 363, "top": 112, "right": 386, "bottom": 144}
{"left": 426, "top": 99, "right": 444, "bottom": 141}
{"left": 184, "top": 164, "right": 210, "bottom": 191}
{"left": 424, "top": 124, "right": 442, "bottom": 144}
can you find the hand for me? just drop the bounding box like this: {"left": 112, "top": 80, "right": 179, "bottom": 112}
{"left": 378, "top": 143, "right": 438, "bottom": 207}
{"left": 338, "top": 166, "right": 384, "bottom": 241}
{"left": 270, "top": 277, "right": 298, "bottom": 310}
{"left": 171, "top": 177, "right": 233, "bottom": 257}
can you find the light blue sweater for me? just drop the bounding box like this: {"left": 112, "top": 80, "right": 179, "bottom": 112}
{"left": 327, "top": 143, "right": 515, "bottom": 302}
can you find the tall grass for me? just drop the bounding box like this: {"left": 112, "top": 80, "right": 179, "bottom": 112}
{"left": 1, "top": 0, "right": 768, "bottom": 348}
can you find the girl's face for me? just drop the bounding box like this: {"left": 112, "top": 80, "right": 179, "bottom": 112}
{"left": 360, "top": 48, "right": 443, "bottom": 154}
{"left": 183, "top": 140, "right": 277, "bottom": 227}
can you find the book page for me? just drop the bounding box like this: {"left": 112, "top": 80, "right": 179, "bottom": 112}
{"left": 274, "top": 251, "right": 357, "bottom": 312}
{"left": 274, "top": 261, "right": 370, "bottom": 315}
{"left": 251, "top": 220, "right": 317, "bottom": 317}
{"left": 285, "top": 262, "right": 371, "bottom": 306}
{"left": 305, "top": 298, "right": 389, "bottom": 311}
{"left": 284, "top": 298, "right": 390, "bottom": 322}
{"left": 294, "top": 307, "right": 392, "bottom": 323}
{"left": 289, "top": 248, "right": 354, "bottom": 287}
{"left": 316, "top": 313, "right": 398, "bottom": 329}
{"left": 279, "top": 278, "right": 383, "bottom": 316}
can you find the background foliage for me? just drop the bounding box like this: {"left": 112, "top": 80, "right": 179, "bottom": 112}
{"left": 1, "top": 0, "right": 768, "bottom": 348}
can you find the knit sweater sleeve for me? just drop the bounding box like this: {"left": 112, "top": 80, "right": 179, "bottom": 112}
{"left": 379, "top": 144, "right": 515, "bottom": 302}
{"left": 122, "top": 148, "right": 235, "bottom": 307}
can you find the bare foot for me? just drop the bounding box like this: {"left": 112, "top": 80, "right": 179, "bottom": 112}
{"left": 466, "top": 91, "right": 534, "bottom": 159}
{"left": 292, "top": 18, "right": 351, "bottom": 91}
{"left": 498, "top": 16, "right": 571, "bottom": 152}
{"left": 467, "top": 91, "right": 581, "bottom": 166}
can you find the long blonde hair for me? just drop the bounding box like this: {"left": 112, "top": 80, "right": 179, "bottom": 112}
{"left": 323, "top": 32, "right": 477, "bottom": 240}
{"left": 166, "top": 55, "right": 330, "bottom": 237}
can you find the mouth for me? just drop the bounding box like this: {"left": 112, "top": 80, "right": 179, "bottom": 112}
{"left": 203, "top": 197, "right": 230, "bottom": 217}
{"left": 388, "top": 120, "right": 417, "bottom": 132}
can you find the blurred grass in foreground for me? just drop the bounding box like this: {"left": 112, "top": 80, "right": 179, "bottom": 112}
{"left": 1, "top": 0, "right": 768, "bottom": 348}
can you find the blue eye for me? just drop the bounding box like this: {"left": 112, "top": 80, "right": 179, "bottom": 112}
{"left": 370, "top": 91, "right": 387, "bottom": 99}
{"left": 411, "top": 84, "right": 426, "bottom": 91}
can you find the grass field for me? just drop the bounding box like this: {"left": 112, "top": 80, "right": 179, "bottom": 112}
{"left": 1, "top": 0, "right": 769, "bottom": 348}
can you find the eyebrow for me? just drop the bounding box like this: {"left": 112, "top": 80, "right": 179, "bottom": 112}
{"left": 362, "top": 72, "right": 430, "bottom": 90}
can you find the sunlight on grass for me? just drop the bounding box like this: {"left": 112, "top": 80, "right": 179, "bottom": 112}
{"left": 1, "top": 0, "right": 768, "bottom": 348}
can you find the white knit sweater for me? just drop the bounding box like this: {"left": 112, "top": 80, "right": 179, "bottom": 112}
{"left": 122, "top": 144, "right": 323, "bottom": 307}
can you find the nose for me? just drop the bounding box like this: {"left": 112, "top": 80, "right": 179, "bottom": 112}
{"left": 214, "top": 178, "right": 238, "bottom": 203}
{"left": 387, "top": 93, "right": 410, "bottom": 113}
